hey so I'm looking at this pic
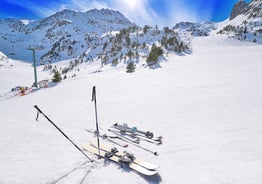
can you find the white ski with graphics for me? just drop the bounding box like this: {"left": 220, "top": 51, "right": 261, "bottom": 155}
{"left": 83, "top": 144, "right": 158, "bottom": 176}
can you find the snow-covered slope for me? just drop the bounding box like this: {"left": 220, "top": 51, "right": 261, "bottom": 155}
{"left": 0, "top": 8, "right": 191, "bottom": 68}
{"left": 0, "top": 51, "right": 12, "bottom": 67}
{"left": 0, "top": 0, "right": 261, "bottom": 67}
{"left": 174, "top": 22, "right": 217, "bottom": 37}
{"left": 1, "top": 35, "right": 262, "bottom": 184}
{"left": 0, "top": 59, "right": 50, "bottom": 95}
{"left": 217, "top": 0, "right": 262, "bottom": 43}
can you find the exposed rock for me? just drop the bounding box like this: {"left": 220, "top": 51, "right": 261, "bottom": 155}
{"left": 230, "top": 0, "right": 248, "bottom": 20}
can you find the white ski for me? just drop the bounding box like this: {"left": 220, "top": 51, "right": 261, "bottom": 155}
{"left": 83, "top": 144, "right": 158, "bottom": 176}
{"left": 90, "top": 141, "right": 159, "bottom": 170}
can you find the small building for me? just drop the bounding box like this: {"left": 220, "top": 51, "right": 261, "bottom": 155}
{"left": 39, "top": 80, "right": 49, "bottom": 88}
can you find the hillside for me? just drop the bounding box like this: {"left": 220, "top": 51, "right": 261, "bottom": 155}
{"left": 0, "top": 0, "right": 261, "bottom": 70}
{"left": 0, "top": 8, "right": 192, "bottom": 72}
{"left": 0, "top": 9, "right": 135, "bottom": 62}
{"left": 1, "top": 34, "right": 262, "bottom": 184}
{"left": 1, "top": 1, "right": 262, "bottom": 183}
{"left": 217, "top": 0, "right": 262, "bottom": 43}
{"left": 0, "top": 51, "right": 12, "bottom": 68}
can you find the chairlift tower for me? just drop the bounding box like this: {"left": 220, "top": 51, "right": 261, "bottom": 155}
{"left": 28, "top": 46, "right": 42, "bottom": 88}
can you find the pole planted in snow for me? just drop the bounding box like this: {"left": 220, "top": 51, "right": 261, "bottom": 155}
{"left": 92, "top": 86, "right": 101, "bottom": 158}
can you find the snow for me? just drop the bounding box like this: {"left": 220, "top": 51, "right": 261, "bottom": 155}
{"left": 0, "top": 9, "right": 134, "bottom": 62}
{"left": 0, "top": 59, "right": 50, "bottom": 94}
{"left": 1, "top": 35, "right": 262, "bottom": 183}
{"left": 214, "top": 0, "right": 262, "bottom": 44}
{"left": 20, "top": 19, "right": 31, "bottom": 25}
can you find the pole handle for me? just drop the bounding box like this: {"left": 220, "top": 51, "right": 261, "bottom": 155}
{"left": 34, "top": 105, "right": 42, "bottom": 113}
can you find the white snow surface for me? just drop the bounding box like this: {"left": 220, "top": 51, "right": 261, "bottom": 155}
{"left": 1, "top": 35, "right": 262, "bottom": 184}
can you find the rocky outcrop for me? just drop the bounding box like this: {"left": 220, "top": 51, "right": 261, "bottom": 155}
{"left": 230, "top": 0, "right": 248, "bottom": 20}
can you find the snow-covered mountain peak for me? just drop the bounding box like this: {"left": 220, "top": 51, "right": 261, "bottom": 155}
{"left": 217, "top": 0, "right": 262, "bottom": 43}
{"left": 34, "top": 8, "right": 134, "bottom": 32}
{"left": 0, "top": 8, "right": 135, "bottom": 62}
{"left": 20, "top": 19, "right": 31, "bottom": 25}
{"left": 0, "top": 2, "right": 261, "bottom": 67}
{"left": 227, "top": 0, "right": 262, "bottom": 25}
{"left": 230, "top": 0, "right": 248, "bottom": 20}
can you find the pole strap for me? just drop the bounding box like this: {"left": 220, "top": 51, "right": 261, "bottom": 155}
{"left": 36, "top": 111, "right": 39, "bottom": 121}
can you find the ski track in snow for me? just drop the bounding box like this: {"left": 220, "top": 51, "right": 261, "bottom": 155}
{"left": 1, "top": 35, "right": 262, "bottom": 183}
{"left": 48, "top": 160, "right": 94, "bottom": 184}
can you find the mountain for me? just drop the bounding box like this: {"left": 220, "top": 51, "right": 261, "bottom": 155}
{"left": 230, "top": 0, "right": 249, "bottom": 20}
{"left": 0, "top": 8, "right": 191, "bottom": 66}
{"left": 1, "top": 5, "right": 262, "bottom": 183}
{"left": 217, "top": 0, "right": 262, "bottom": 43}
{"left": 0, "top": 1, "right": 261, "bottom": 67}
{"left": 0, "top": 9, "right": 135, "bottom": 62}
{"left": 0, "top": 9, "right": 191, "bottom": 75}
{"left": 173, "top": 22, "right": 217, "bottom": 36}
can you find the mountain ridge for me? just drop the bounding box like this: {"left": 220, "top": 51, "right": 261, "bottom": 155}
{"left": 0, "top": 1, "right": 261, "bottom": 65}
{"left": 217, "top": 0, "right": 262, "bottom": 43}
{"left": 0, "top": 8, "right": 135, "bottom": 62}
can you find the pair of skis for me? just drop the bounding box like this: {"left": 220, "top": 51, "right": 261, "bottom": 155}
{"left": 108, "top": 128, "right": 162, "bottom": 145}
{"left": 86, "top": 129, "right": 128, "bottom": 148}
{"left": 33, "top": 87, "right": 160, "bottom": 177}
{"left": 111, "top": 123, "right": 163, "bottom": 145}
{"left": 86, "top": 129, "right": 158, "bottom": 155}
{"left": 113, "top": 123, "right": 154, "bottom": 138}
{"left": 83, "top": 142, "right": 159, "bottom": 176}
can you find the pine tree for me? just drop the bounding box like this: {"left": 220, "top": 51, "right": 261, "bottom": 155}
{"left": 126, "top": 62, "right": 135, "bottom": 73}
{"left": 112, "top": 58, "right": 118, "bottom": 66}
{"left": 127, "top": 50, "right": 133, "bottom": 59}
{"left": 52, "top": 70, "right": 62, "bottom": 82}
{"left": 146, "top": 45, "right": 163, "bottom": 66}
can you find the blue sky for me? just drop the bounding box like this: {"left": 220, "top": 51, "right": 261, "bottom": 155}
{"left": 0, "top": 0, "right": 251, "bottom": 26}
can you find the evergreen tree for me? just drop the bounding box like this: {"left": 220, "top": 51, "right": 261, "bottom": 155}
{"left": 146, "top": 45, "right": 163, "bottom": 66}
{"left": 142, "top": 42, "right": 146, "bottom": 49}
{"left": 103, "top": 42, "right": 108, "bottom": 51}
{"left": 126, "top": 62, "right": 136, "bottom": 73}
{"left": 52, "top": 70, "right": 62, "bottom": 82}
{"left": 112, "top": 58, "right": 118, "bottom": 66}
{"left": 127, "top": 50, "right": 133, "bottom": 59}
{"left": 126, "top": 35, "right": 131, "bottom": 47}
{"left": 143, "top": 25, "right": 150, "bottom": 34}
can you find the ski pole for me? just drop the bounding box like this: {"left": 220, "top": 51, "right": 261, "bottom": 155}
{"left": 92, "top": 86, "right": 101, "bottom": 158}
{"left": 120, "top": 135, "right": 158, "bottom": 156}
{"left": 108, "top": 128, "right": 140, "bottom": 144}
{"left": 108, "top": 129, "right": 158, "bottom": 156}
{"left": 34, "top": 105, "right": 93, "bottom": 162}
